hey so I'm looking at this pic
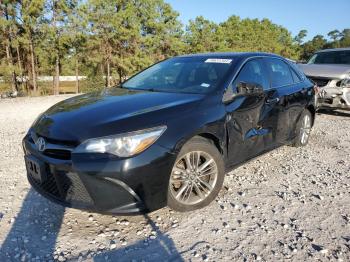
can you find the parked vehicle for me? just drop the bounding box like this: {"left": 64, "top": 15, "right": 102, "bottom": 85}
{"left": 299, "top": 48, "right": 350, "bottom": 110}
{"left": 23, "top": 52, "right": 316, "bottom": 214}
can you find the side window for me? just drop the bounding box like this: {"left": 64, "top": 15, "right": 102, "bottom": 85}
{"left": 264, "top": 58, "right": 294, "bottom": 87}
{"left": 290, "top": 62, "right": 305, "bottom": 81}
{"left": 290, "top": 67, "right": 301, "bottom": 83}
{"left": 233, "top": 59, "right": 270, "bottom": 91}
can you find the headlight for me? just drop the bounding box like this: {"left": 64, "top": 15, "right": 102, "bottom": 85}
{"left": 74, "top": 126, "right": 166, "bottom": 157}
{"left": 340, "top": 77, "right": 350, "bottom": 88}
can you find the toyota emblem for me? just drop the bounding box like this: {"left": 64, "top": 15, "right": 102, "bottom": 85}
{"left": 36, "top": 137, "right": 46, "bottom": 152}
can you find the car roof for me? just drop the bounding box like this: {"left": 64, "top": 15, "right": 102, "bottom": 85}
{"left": 316, "top": 47, "right": 350, "bottom": 53}
{"left": 177, "top": 52, "right": 284, "bottom": 59}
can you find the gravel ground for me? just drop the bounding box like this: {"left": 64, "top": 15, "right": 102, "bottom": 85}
{"left": 0, "top": 95, "right": 349, "bottom": 262}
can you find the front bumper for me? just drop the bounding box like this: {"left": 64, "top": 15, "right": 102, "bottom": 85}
{"left": 23, "top": 134, "right": 177, "bottom": 214}
{"left": 317, "top": 87, "right": 350, "bottom": 110}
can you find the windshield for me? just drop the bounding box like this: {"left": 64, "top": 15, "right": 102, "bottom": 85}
{"left": 308, "top": 50, "right": 350, "bottom": 65}
{"left": 122, "top": 57, "right": 233, "bottom": 94}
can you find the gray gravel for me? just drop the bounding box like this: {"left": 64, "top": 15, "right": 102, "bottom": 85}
{"left": 0, "top": 95, "right": 349, "bottom": 262}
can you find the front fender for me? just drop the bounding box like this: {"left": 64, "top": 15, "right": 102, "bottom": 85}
{"left": 158, "top": 98, "right": 227, "bottom": 157}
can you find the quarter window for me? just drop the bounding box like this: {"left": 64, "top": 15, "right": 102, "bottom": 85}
{"left": 265, "top": 58, "right": 294, "bottom": 87}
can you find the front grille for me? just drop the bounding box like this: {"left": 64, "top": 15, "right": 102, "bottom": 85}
{"left": 324, "top": 98, "right": 333, "bottom": 104}
{"left": 57, "top": 171, "right": 93, "bottom": 205}
{"left": 308, "top": 77, "right": 330, "bottom": 87}
{"left": 44, "top": 149, "right": 71, "bottom": 160}
{"left": 44, "top": 137, "right": 78, "bottom": 147}
{"left": 30, "top": 132, "right": 75, "bottom": 160}
{"left": 35, "top": 169, "right": 61, "bottom": 198}
{"left": 29, "top": 168, "right": 94, "bottom": 207}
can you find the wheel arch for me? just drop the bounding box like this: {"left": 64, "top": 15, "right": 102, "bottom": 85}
{"left": 173, "top": 130, "right": 225, "bottom": 157}
{"left": 196, "top": 133, "right": 224, "bottom": 155}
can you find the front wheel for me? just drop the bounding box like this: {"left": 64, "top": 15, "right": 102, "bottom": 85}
{"left": 293, "top": 110, "right": 313, "bottom": 147}
{"left": 167, "top": 136, "right": 225, "bottom": 212}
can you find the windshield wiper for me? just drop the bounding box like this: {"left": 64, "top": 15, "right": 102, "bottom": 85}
{"left": 121, "top": 86, "right": 159, "bottom": 92}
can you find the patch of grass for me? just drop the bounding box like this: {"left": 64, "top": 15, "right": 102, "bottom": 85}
{"left": 0, "top": 82, "right": 11, "bottom": 93}
{"left": 39, "top": 81, "right": 79, "bottom": 95}
{"left": 0, "top": 81, "right": 80, "bottom": 95}
{"left": 1, "top": 78, "right": 105, "bottom": 96}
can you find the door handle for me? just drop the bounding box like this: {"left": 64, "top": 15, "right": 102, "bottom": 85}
{"left": 265, "top": 97, "right": 280, "bottom": 104}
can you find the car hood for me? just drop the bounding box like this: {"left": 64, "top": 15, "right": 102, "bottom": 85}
{"left": 298, "top": 63, "right": 350, "bottom": 79}
{"left": 33, "top": 88, "right": 204, "bottom": 142}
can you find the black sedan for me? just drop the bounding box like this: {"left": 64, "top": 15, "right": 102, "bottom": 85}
{"left": 23, "top": 52, "right": 316, "bottom": 214}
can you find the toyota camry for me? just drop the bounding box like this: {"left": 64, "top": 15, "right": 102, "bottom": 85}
{"left": 23, "top": 52, "right": 316, "bottom": 214}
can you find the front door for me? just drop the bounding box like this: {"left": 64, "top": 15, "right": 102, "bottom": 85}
{"left": 225, "top": 58, "right": 280, "bottom": 166}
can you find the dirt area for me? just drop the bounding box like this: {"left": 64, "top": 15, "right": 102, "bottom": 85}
{"left": 0, "top": 95, "right": 349, "bottom": 262}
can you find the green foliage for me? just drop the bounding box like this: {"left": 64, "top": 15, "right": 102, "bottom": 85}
{"left": 80, "top": 76, "right": 105, "bottom": 93}
{"left": 183, "top": 15, "right": 302, "bottom": 59}
{"left": 294, "top": 30, "right": 308, "bottom": 45}
{"left": 219, "top": 16, "right": 299, "bottom": 59}
{"left": 300, "top": 35, "right": 327, "bottom": 61}
{"left": 185, "top": 16, "right": 225, "bottom": 53}
{"left": 0, "top": 1, "right": 349, "bottom": 94}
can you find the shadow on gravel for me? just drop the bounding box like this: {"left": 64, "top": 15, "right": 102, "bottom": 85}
{"left": 317, "top": 109, "right": 350, "bottom": 117}
{"left": 90, "top": 214, "right": 184, "bottom": 262}
{"left": 0, "top": 189, "right": 185, "bottom": 261}
{"left": 0, "top": 189, "right": 65, "bottom": 261}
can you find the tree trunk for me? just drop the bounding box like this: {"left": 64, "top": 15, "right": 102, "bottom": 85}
{"left": 5, "top": 44, "right": 17, "bottom": 92}
{"left": 16, "top": 45, "right": 23, "bottom": 83}
{"left": 118, "top": 68, "right": 123, "bottom": 84}
{"left": 29, "top": 36, "right": 37, "bottom": 93}
{"left": 54, "top": 56, "right": 60, "bottom": 95}
{"left": 75, "top": 58, "right": 79, "bottom": 93}
{"left": 107, "top": 59, "right": 111, "bottom": 88}
{"left": 52, "top": 0, "right": 60, "bottom": 95}
{"left": 4, "top": 4, "right": 17, "bottom": 93}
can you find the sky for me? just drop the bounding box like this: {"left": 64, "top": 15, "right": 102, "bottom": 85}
{"left": 165, "top": 0, "right": 350, "bottom": 41}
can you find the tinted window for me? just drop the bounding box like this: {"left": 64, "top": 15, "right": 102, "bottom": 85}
{"left": 290, "top": 62, "right": 305, "bottom": 80}
{"left": 308, "top": 50, "right": 350, "bottom": 65}
{"left": 290, "top": 68, "right": 301, "bottom": 82}
{"left": 122, "top": 57, "right": 233, "bottom": 94}
{"left": 265, "top": 58, "right": 294, "bottom": 87}
{"left": 233, "top": 59, "right": 270, "bottom": 90}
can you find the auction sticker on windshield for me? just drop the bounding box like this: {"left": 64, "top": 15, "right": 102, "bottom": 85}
{"left": 205, "top": 58, "right": 232, "bottom": 64}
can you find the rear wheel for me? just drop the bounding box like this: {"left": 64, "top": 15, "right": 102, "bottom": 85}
{"left": 293, "top": 110, "right": 312, "bottom": 147}
{"left": 167, "top": 137, "right": 225, "bottom": 212}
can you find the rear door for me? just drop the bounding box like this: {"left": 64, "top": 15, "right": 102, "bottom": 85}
{"left": 263, "top": 57, "right": 307, "bottom": 143}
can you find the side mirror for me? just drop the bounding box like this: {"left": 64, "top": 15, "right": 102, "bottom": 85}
{"left": 222, "top": 81, "right": 264, "bottom": 104}
{"left": 237, "top": 81, "right": 264, "bottom": 96}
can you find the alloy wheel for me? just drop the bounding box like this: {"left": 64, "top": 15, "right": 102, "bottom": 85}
{"left": 169, "top": 151, "right": 218, "bottom": 205}
{"left": 300, "top": 114, "right": 311, "bottom": 145}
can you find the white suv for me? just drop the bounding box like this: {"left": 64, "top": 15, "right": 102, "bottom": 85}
{"left": 299, "top": 48, "right": 350, "bottom": 110}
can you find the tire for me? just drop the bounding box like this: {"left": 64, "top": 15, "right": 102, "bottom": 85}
{"left": 293, "top": 110, "right": 313, "bottom": 147}
{"left": 167, "top": 136, "right": 225, "bottom": 212}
